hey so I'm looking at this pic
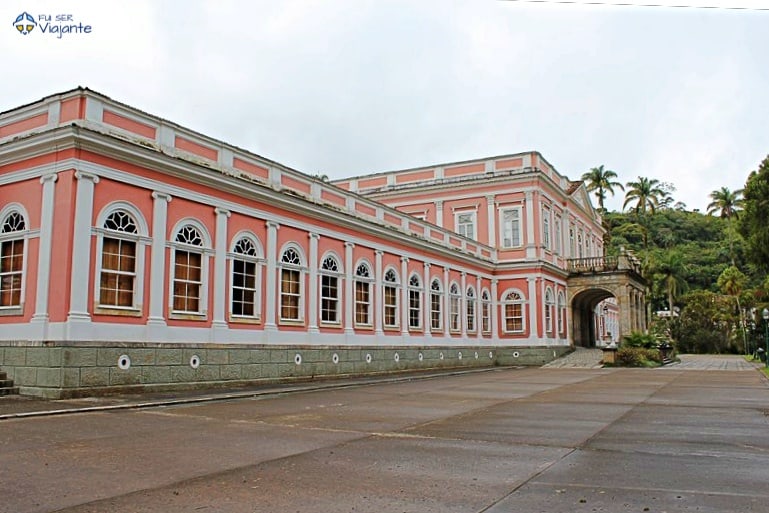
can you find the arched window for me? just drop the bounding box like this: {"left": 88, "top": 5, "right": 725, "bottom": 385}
{"left": 503, "top": 290, "right": 526, "bottom": 333}
{"left": 355, "top": 261, "right": 373, "bottom": 326}
{"left": 230, "top": 235, "right": 261, "bottom": 318}
{"left": 383, "top": 268, "right": 399, "bottom": 328}
{"left": 99, "top": 210, "right": 139, "bottom": 308}
{"left": 430, "top": 279, "right": 442, "bottom": 331}
{"left": 0, "top": 210, "right": 26, "bottom": 308}
{"left": 449, "top": 282, "right": 461, "bottom": 332}
{"left": 545, "top": 287, "right": 555, "bottom": 335}
{"left": 279, "top": 246, "right": 304, "bottom": 321}
{"left": 408, "top": 274, "right": 421, "bottom": 329}
{"left": 466, "top": 286, "right": 476, "bottom": 333}
{"left": 481, "top": 290, "right": 491, "bottom": 333}
{"left": 557, "top": 291, "right": 567, "bottom": 337}
{"left": 172, "top": 223, "right": 209, "bottom": 315}
{"left": 320, "top": 255, "right": 341, "bottom": 324}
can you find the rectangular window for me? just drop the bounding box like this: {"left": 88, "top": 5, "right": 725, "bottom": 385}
{"left": 384, "top": 285, "right": 398, "bottom": 327}
{"left": 456, "top": 212, "right": 475, "bottom": 240}
{"left": 408, "top": 289, "right": 421, "bottom": 329}
{"left": 430, "top": 292, "right": 442, "bottom": 331}
{"left": 280, "top": 268, "right": 301, "bottom": 320}
{"left": 231, "top": 259, "right": 257, "bottom": 317}
{"left": 99, "top": 237, "right": 136, "bottom": 307}
{"left": 321, "top": 275, "right": 338, "bottom": 323}
{"left": 466, "top": 299, "right": 476, "bottom": 332}
{"left": 482, "top": 301, "right": 490, "bottom": 333}
{"left": 569, "top": 226, "right": 576, "bottom": 256}
{"left": 505, "top": 303, "right": 523, "bottom": 332}
{"left": 173, "top": 250, "right": 202, "bottom": 313}
{"left": 501, "top": 209, "right": 521, "bottom": 248}
{"left": 542, "top": 208, "right": 551, "bottom": 250}
{"left": 450, "top": 296, "right": 460, "bottom": 332}
{"left": 0, "top": 239, "right": 24, "bottom": 307}
{"left": 554, "top": 216, "right": 562, "bottom": 255}
{"left": 355, "top": 281, "right": 371, "bottom": 325}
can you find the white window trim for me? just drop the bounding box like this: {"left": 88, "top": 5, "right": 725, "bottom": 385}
{"left": 481, "top": 289, "right": 491, "bottom": 334}
{"left": 449, "top": 282, "right": 461, "bottom": 333}
{"left": 430, "top": 279, "right": 442, "bottom": 332}
{"left": 383, "top": 266, "right": 400, "bottom": 329}
{"left": 454, "top": 210, "right": 477, "bottom": 241}
{"left": 92, "top": 202, "right": 150, "bottom": 314}
{"left": 0, "top": 204, "right": 32, "bottom": 314}
{"left": 228, "top": 231, "right": 264, "bottom": 320}
{"left": 499, "top": 207, "right": 523, "bottom": 249}
{"left": 501, "top": 288, "right": 526, "bottom": 334}
{"left": 353, "top": 259, "right": 374, "bottom": 327}
{"left": 168, "top": 218, "right": 212, "bottom": 318}
{"left": 319, "top": 252, "right": 343, "bottom": 326}
{"left": 542, "top": 207, "right": 551, "bottom": 251}
{"left": 407, "top": 273, "right": 422, "bottom": 330}
{"left": 544, "top": 287, "right": 555, "bottom": 335}
{"left": 466, "top": 286, "right": 477, "bottom": 334}
{"left": 278, "top": 243, "right": 307, "bottom": 323}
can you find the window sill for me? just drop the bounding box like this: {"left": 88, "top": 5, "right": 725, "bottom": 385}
{"left": 94, "top": 306, "right": 142, "bottom": 318}
{"left": 170, "top": 312, "right": 207, "bottom": 321}
{"left": 320, "top": 321, "right": 342, "bottom": 328}
{"left": 0, "top": 306, "right": 23, "bottom": 317}
{"left": 229, "top": 316, "right": 261, "bottom": 325}
{"left": 279, "top": 319, "right": 305, "bottom": 327}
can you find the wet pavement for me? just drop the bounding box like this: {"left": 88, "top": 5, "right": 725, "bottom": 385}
{"left": 1, "top": 355, "right": 768, "bottom": 513}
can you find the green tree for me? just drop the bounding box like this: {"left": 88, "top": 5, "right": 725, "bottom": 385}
{"left": 654, "top": 250, "right": 688, "bottom": 312}
{"left": 738, "top": 155, "right": 769, "bottom": 272}
{"left": 623, "top": 177, "right": 666, "bottom": 218}
{"left": 581, "top": 165, "right": 624, "bottom": 211}
{"left": 707, "top": 187, "right": 743, "bottom": 265}
{"left": 717, "top": 265, "right": 748, "bottom": 353}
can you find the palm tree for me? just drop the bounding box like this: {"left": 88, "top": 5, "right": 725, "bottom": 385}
{"left": 623, "top": 177, "right": 666, "bottom": 218}
{"left": 717, "top": 265, "right": 748, "bottom": 354}
{"left": 581, "top": 165, "right": 624, "bottom": 211}
{"left": 654, "top": 251, "right": 688, "bottom": 313}
{"left": 707, "top": 187, "right": 743, "bottom": 264}
{"left": 623, "top": 176, "right": 666, "bottom": 263}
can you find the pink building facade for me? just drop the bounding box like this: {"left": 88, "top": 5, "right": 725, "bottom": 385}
{"left": 0, "top": 88, "right": 608, "bottom": 397}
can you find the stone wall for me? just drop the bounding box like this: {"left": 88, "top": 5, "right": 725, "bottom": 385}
{"left": 0, "top": 341, "right": 570, "bottom": 399}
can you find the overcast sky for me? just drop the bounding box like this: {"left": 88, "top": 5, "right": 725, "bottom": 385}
{"left": 3, "top": 0, "right": 769, "bottom": 212}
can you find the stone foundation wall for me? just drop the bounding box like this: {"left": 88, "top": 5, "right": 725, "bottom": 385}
{"left": 0, "top": 341, "right": 571, "bottom": 399}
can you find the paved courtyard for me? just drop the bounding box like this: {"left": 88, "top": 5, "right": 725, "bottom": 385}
{"left": 1, "top": 355, "right": 768, "bottom": 513}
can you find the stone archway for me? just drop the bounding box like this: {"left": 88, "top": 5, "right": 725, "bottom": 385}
{"left": 566, "top": 252, "right": 647, "bottom": 347}
{"left": 570, "top": 288, "right": 615, "bottom": 347}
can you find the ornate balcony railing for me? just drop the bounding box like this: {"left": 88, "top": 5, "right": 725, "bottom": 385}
{"left": 567, "top": 250, "right": 642, "bottom": 276}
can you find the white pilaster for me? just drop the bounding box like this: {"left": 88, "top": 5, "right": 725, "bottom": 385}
{"left": 443, "top": 267, "right": 451, "bottom": 337}
{"left": 400, "top": 256, "right": 409, "bottom": 335}
{"left": 147, "top": 192, "right": 171, "bottom": 327}
{"left": 525, "top": 191, "right": 537, "bottom": 259}
{"left": 460, "top": 272, "right": 467, "bottom": 338}
{"left": 68, "top": 171, "right": 99, "bottom": 323}
{"left": 476, "top": 275, "right": 483, "bottom": 341}
{"left": 375, "top": 250, "right": 384, "bottom": 335}
{"left": 491, "top": 279, "right": 499, "bottom": 339}
{"left": 486, "top": 194, "right": 495, "bottom": 247}
{"left": 435, "top": 200, "right": 444, "bottom": 228}
{"left": 265, "top": 221, "right": 279, "bottom": 332}
{"left": 423, "top": 262, "right": 431, "bottom": 338}
{"left": 344, "top": 242, "right": 355, "bottom": 334}
{"left": 308, "top": 233, "right": 320, "bottom": 334}
{"left": 212, "top": 207, "right": 230, "bottom": 329}
{"left": 31, "top": 173, "right": 58, "bottom": 325}
{"left": 527, "top": 277, "right": 538, "bottom": 339}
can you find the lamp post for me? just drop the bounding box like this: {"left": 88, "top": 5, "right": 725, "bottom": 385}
{"left": 763, "top": 308, "right": 769, "bottom": 369}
